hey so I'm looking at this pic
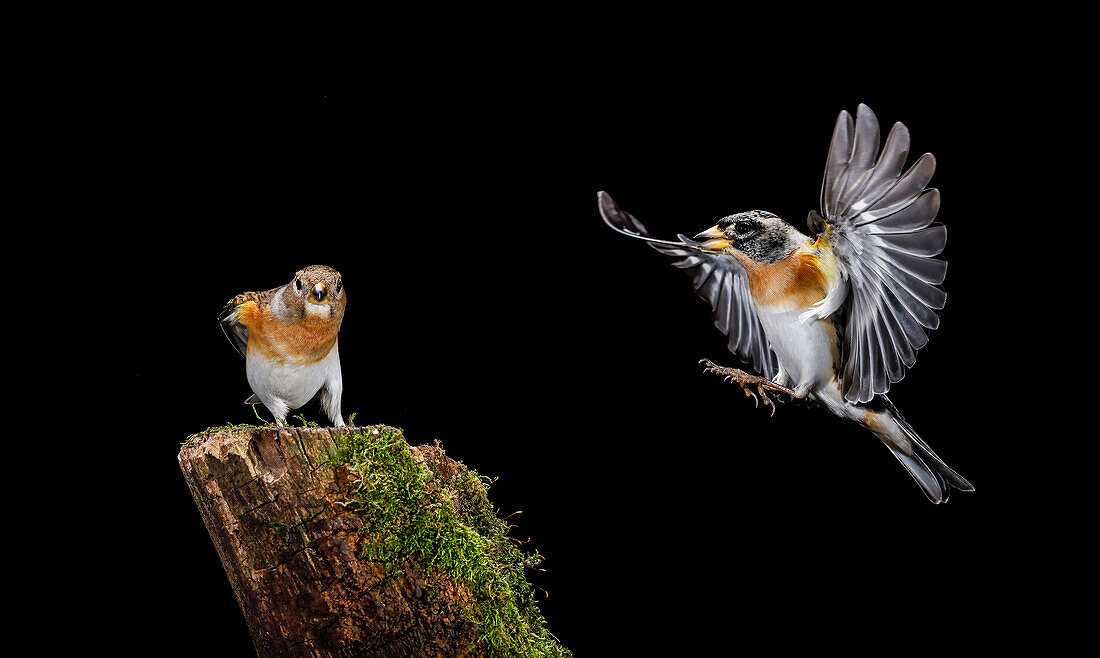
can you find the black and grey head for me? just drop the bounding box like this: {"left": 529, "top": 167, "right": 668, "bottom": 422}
{"left": 279, "top": 264, "right": 346, "bottom": 321}
{"left": 693, "top": 210, "right": 809, "bottom": 264}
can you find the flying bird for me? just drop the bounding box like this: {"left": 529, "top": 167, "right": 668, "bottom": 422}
{"left": 598, "top": 104, "right": 972, "bottom": 502}
{"left": 219, "top": 265, "right": 347, "bottom": 427}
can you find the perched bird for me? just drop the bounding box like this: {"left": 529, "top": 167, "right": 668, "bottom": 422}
{"left": 598, "top": 104, "right": 972, "bottom": 503}
{"left": 219, "top": 265, "right": 347, "bottom": 427}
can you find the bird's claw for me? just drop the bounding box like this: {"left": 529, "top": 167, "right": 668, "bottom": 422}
{"left": 739, "top": 382, "right": 759, "bottom": 408}
{"left": 699, "top": 357, "right": 799, "bottom": 416}
{"left": 757, "top": 385, "right": 777, "bottom": 417}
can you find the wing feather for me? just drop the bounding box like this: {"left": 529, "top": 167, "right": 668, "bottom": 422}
{"left": 872, "top": 246, "right": 948, "bottom": 285}
{"left": 218, "top": 287, "right": 280, "bottom": 359}
{"left": 858, "top": 188, "right": 938, "bottom": 232}
{"left": 873, "top": 311, "right": 904, "bottom": 384}
{"left": 858, "top": 153, "right": 937, "bottom": 221}
{"left": 599, "top": 192, "right": 778, "bottom": 378}
{"left": 881, "top": 224, "right": 946, "bottom": 255}
{"left": 845, "top": 122, "right": 911, "bottom": 217}
{"left": 822, "top": 110, "right": 854, "bottom": 215}
{"left": 219, "top": 299, "right": 250, "bottom": 358}
{"left": 835, "top": 104, "right": 881, "bottom": 213}
{"left": 875, "top": 294, "right": 919, "bottom": 371}
{"left": 819, "top": 104, "right": 947, "bottom": 403}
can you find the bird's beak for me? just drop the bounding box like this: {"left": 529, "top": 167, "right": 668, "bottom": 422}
{"left": 693, "top": 225, "right": 732, "bottom": 251}
{"left": 308, "top": 282, "right": 329, "bottom": 305}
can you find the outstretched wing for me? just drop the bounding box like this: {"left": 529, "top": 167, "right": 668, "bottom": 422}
{"left": 598, "top": 191, "right": 778, "bottom": 378}
{"left": 218, "top": 287, "right": 279, "bottom": 358}
{"left": 818, "top": 104, "right": 946, "bottom": 403}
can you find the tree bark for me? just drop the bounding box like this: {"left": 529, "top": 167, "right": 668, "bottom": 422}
{"left": 178, "top": 426, "right": 487, "bottom": 657}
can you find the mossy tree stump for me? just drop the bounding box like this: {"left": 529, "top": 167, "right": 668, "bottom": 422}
{"left": 178, "top": 426, "right": 568, "bottom": 657}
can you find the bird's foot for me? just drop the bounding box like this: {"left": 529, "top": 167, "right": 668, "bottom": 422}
{"left": 699, "top": 358, "right": 802, "bottom": 417}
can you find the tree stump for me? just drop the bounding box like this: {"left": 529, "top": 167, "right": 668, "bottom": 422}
{"left": 178, "top": 425, "right": 568, "bottom": 657}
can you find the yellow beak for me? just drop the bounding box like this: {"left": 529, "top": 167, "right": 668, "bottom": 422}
{"left": 308, "top": 282, "right": 330, "bottom": 305}
{"left": 693, "top": 225, "right": 732, "bottom": 251}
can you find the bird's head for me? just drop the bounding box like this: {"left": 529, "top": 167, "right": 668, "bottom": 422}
{"left": 693, "top": 210, "right": 807, "bottom": 264}
{"left": 286, "top": 265, "right": 346, "bottom": 321}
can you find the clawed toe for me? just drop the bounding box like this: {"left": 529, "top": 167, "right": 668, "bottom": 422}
{"left": 741, "top": 383, "right": 759, "bottom": 408}
{"left": 698, "top": 356, "right": 802, "bottom": 415}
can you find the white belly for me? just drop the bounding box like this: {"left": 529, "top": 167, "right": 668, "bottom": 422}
{"left": 246, "top": 343, "right": 341, "bottom": 410}
{"left": 756, "top": 306, "right": 835, "bottom": 392}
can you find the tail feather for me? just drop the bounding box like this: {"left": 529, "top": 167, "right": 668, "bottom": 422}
{"left": 878, "top": 397, "right": 973, "bottom": 503}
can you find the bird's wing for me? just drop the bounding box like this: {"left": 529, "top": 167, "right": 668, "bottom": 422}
{"left": 598, "top": 192, "right": 779, "bottom": 378}
{"left": 218, "top": 287, "right": 279, "bottom": 358}
{"left": 816, "top": 104, "right": 946, "bottom": 403}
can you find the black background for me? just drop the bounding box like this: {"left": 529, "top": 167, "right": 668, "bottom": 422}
{"left": 86, "top": 54, "right": 1061, "bottom": 654}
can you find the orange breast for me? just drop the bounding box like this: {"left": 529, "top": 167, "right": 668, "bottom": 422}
{"left": 238, "top": 301, "right": 339, "bottom": 365}
{"left": 731, "top": 245, "right": 829, "bottom": 310}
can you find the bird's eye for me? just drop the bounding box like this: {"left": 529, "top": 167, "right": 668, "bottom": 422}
{"left": 735, "top": 221, "right": 753, "bottom": 234}
{"left": 334, "top": 280, "right": 342, "bottom": 294}
{"left": 295, "top": 279, "right": 303, "bottom": 291}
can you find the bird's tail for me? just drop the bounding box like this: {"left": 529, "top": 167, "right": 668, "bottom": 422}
{"left": 870, "top": 397, "right": 973, "bottom": 503}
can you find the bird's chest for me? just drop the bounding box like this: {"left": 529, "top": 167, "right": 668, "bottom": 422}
{"left": 739, "top": 248, "right": 837, "bottom": 386}
{"left": 737, "top": 246, "right": 829, "bottom": 310}
{"left": 243, "top": 307, "right": 341, "bottom": 366}
{"left": 240, "top": 307, "right": 342, "bottom": 407}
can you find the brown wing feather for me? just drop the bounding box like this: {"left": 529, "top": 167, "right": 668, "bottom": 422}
{"left": 219, "top": 286, "right": 281, "bottom": 358}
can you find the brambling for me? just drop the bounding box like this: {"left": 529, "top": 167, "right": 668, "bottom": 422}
{"left": 599, "top": 104, "right": 972, "bottom": 503}
{"left": 219, "top": 265, "right": 347, "bottom": 427}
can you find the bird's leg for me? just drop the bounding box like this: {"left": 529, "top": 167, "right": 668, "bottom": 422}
{"left": 320, "top": 378, "right": 345, "bottom": 428}
{"left": 699, "top": 358, "right": 801, "bottom": 396}
{"left": 699, "top": 358, "right": 804, "bottom": 416}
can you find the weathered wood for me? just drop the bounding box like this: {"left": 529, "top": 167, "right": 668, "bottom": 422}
{"left": 178, "top": 427, "right": 488, "bottom": 656}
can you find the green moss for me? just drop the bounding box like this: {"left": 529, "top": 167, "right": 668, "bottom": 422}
{"left": 331, "top": 427, "right": 570, "bottom": 657}
{"left": 181, "top": 408, "right": 325, "bottom": 447}
{"left": 292, "top": 414, "right": 321, "bottom": 428}
{"left": 182, "top": 421, "right": 269, "bottom": 447}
